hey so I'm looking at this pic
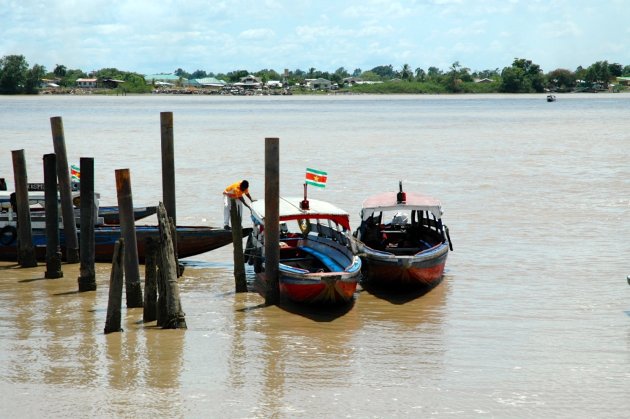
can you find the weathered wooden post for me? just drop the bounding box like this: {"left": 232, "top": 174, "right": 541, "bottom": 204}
{"left": 43, "top": 153, "right": 62, "bottom": 278}
{"left": 115, "top": 169, "right": 143, "bottom": 308}
{"left": 231, "top": 199, "right": 247, "bottom": 292}
{"left": 264, "top": 137, "right": 280, "bottom": 305}
{"left": 50, "top": 116, "right": 79, "bottom": 263}
{"left": 143, "top": 237, "right": 158, "bottom": 323}
{"left": 157, "top": 202, "right": 186, "bottom": 329}
{"left": 160, "top": 111, "right": 178, "bottom": 271}
{"left": 11, "top": 149, "right": 38, "bottom": 268}
{"left": 160, "top": 112, "right": 176, "bottom": 225}
{"left": 104, "top": 239, "right": 125, "bottom": 334}
{"left": 78, "top": 157, "right": 96, "bottom": 291}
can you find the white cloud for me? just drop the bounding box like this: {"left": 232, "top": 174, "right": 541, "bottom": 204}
{"left": 239, "top": 28, "right": 276, "bottom": 40}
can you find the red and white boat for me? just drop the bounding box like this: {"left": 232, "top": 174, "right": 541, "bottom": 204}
{"left": 352, "top": 182, "right": 452, "bottom": 291}
{"left": 246, "top": 196, "right": 361, "bottom": 305}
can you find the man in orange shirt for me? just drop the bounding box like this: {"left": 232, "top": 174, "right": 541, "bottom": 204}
{"left": 223, "top": 179, "right": 255, "bottom": 230}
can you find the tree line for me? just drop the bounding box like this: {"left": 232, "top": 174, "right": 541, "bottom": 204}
{"left": 1, "top": 53, "right": 628, "bottom": 95}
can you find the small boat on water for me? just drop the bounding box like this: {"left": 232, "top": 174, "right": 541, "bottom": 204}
{"left": 0, "top": 188, "right": 157, "bottom": 225}
{"left": 351, "top": 182, "right": 452, "bottom": 291}
{"left": 547, "top": 94, "right": 557, "bottom": 102}
{"left": 245, "top": 196, "right": 361, "bottom": 305}
{"left": 0, "top": 222, "right": 243, "bottom": 263}
{"left": 0, "top": 186, "right": 243, "bottom": 263}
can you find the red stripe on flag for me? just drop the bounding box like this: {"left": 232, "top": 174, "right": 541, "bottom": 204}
{"left": 305, "top": 172, "right": 327, "bottom": 183}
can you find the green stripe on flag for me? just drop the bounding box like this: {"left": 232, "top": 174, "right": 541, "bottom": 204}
{"left": 306, "top": 167, "right": 327, "bottom": 176}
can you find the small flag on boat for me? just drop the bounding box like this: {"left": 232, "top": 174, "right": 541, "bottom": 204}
{"left": 70, "top": 165, "right": 80, "bottom": 181}
{"left": 305, "top": 168, "right": 327, "bottom": 188}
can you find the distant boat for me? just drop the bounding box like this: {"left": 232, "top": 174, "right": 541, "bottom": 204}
{"left": 547, "top": 94, "right": 557, "bottom": 102}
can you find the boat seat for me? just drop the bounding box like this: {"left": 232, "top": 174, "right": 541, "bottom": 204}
{"left": 298, "top": 246, "right": 344, "bottom": 272}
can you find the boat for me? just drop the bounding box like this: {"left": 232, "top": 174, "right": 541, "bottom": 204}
{"left": 98, "top": 205, "right": 157, "bottom": 224}
{"left": 351, "top": 182, "right": 452, "bottom": 291}
{"left": 547, "top": 94, "right": 557, "bottom": 102}
{"left": 0, "top": 188, "right": 157, "bottom": 225}
{"left": 245, "top": 196, "right": 362, "bottom": 305}
{"left": 0, "top": 222, "right": 245, "bottom": 263}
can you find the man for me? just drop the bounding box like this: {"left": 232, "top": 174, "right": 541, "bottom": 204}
{"left": 223, "top": 179, "right": 254, "bottom": 230}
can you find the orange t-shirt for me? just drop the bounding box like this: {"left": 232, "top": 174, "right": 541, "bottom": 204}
{"left": 224, "top": 181, "right": 248, "bottom": 199}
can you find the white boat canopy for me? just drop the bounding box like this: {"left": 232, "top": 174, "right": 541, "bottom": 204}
{"left": 360, "top": 191, "right": 443, "bottom": 221}
{"left": 250, "top": 197, "right": 351, "bottom": 230}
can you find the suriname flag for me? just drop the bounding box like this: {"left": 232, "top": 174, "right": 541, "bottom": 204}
{"left": 305, "top": 168, "right": 327, "bottom": 188}
{"left": 70, "top": 164, "right": 80, "bottom": 181}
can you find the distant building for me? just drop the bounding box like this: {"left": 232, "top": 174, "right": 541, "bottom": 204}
{"left": 616, "top": 76, "right": 630, "bottom": 86}
{"left": 76, "top": 78, "right": 97, "bottom": 88}
{"left": 474, "top": 78, "right": 495, "bottom": 83}
{"left": 237, "top": 75, "right": 262, "bottom": 89}
{"left": 305, "top": 78, "right": 332, "bottom": 90}
{"left": 144, "top": 73, "right": 185, "bottom": 85}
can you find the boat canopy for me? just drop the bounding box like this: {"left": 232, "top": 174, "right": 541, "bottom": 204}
{"left": 360, "top": 191, "right": 443, "bottom": 221}
{"left": 250, "top": 197, "right": 351, "bottom": 230}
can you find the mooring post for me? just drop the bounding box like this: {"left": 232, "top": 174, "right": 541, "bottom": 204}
{"left": 104, "top": 239, "right": 125, "bottom": 334}
{"left": 264, "top": 137, "right": 280, "bottom": 305}
{"left": 230, "top": 199, "right": 247, "bottom": 292}
{"left": 143, "top": 237, "right": 158, "bottom": 323}
{"left": 157, "top": 202, "right": 187, "bottom": 329}
{"left": 11, "top": 149, "right": 38, "bottom": 268}
{"left": 160, "top": 112, "right": 178, "bottom": 268}
{"left": 43, "top": 153, "right": 62, "bottom": 278}
{"left": 115, "top": 168, "right": 143, "bottom": 308}
{"left": 50, "top": 116, "right": 79, "bottom": 263}
{"left": 78, "top": 157, "right": 96, "bottom": 291}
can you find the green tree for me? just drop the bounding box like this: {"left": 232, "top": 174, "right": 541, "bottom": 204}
{"left": 414, "top": 67, "right": 426, "bottom": 82}
{"left": 500, "top": 58, "right": 544, "bottom": 93}
{"left": 370, "top": 64, "right": 396, "bottom": 79}
{"left": 400, "top": 64, "right": 413, "bottom": 81}
{"left": 352, "top": 68, "right": 361, "bottom": 77}
{"left": 0, "top": 54, "right": 29, "bottom": 94}
{"left": 427, "top": 66, "right": 442, "bottom": 81}
{"left": 53, "top": 64, "right": 67, "bottom": 77}
{"left": 24, "top": 64, "right": 46, "bottom": 94}
{"left": 546, "top": 68, "right": 576, "bottom": 91}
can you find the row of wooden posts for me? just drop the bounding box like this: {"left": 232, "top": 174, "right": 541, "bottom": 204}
{"left": 8, "top": 113, "right": 282, "bottom": 332}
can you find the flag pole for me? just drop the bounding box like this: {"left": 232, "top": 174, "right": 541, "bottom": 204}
{"left": 300, "top": 182, "right": 309, "bottom": 210}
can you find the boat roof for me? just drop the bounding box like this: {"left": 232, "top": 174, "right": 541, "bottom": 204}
{"left": 250, "top": 197, "right": 351, "bottom": 230}
{"left": 360, "top": 191, "right": 443, "bottom": 220}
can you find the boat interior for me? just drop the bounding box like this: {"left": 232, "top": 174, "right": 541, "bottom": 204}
{"left": 358, "top": 210, "right": 445, "bottom": 255}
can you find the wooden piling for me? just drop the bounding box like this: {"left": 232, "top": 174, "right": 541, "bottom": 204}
{"left": 43, "top": 153, "right": 62, "bottom": 278}
{"left": 230, "top": 198, "right": 248, "bottom": 292}
{"left": 115, "top": 169, "right": 143, "bottom": 308}
{"left": 78, "top": 157, "right": 96, "bottom": 291}
{"left": 143, "top": 237, "right": 158, "bottom": 323}
{"left": 11, "top": 149, "right": 37, "bottom": 268}
{"left": 157, "top": 202, "right": 186, "bottom": 329}
{"left": 104, "top": 239, "right": 125, "bottom": 334}
{"left": 160, "top": 112, "right": 179, "bottom": 268}
{"left": 50, "top": 116, "right": 79, "bottom": 263}
{"left": 264, "top": 138, "right": 280, "bottom": 305}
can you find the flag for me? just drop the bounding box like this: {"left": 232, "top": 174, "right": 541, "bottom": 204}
{"left": 305, "top": 168, "right": 327, "bottom": 188}
{"left": 71, "top": 164, "right": 80, "bottom": 181}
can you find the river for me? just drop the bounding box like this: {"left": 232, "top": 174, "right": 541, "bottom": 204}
{"left": 1, "top": 93, "right": 629, "bottom": 418}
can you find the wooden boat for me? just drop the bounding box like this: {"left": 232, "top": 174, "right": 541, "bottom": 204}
{"left": 0, "top": 189, "right": 157, "bottom": 225}
{"left": 98, "top": 205, "right": 157, "bottom": 224}
{"left": 245, "top": 196, "right": 361, "bottom": 305}
{"left": 351, "top": 182, "right": 452, "bottom": 291}
{"left": 0, "top": 222, "right": 244, "bottom": 263}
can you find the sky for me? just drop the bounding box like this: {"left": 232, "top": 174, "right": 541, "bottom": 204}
{"left": 1, "top": 0, "right": 628, "bottom": 76}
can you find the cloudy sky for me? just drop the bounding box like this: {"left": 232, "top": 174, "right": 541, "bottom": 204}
{"left": 1, "top": 0, "right": 627, "bottom": 76}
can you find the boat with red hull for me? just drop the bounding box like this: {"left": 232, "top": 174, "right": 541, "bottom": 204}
{"left": 352, "top": 182, "right": 452, "bottom": 291}
{"left": 245, "top": 196, "right": 361, "bottom": 305}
